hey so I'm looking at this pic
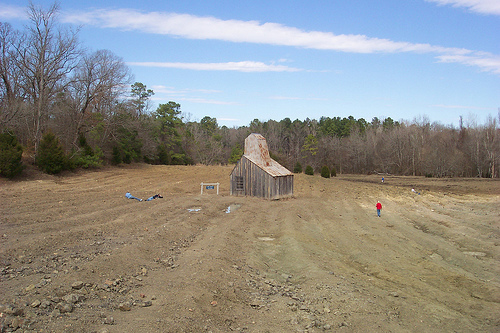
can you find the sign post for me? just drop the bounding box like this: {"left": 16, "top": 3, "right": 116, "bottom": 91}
{"left": 200, "top": 182, "right": 219, "bottom": 195}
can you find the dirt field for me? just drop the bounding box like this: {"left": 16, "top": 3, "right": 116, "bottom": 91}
{"left": 1, "top": 164, "right": 499, "bottom": 333}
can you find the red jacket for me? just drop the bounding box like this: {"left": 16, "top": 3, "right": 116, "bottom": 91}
{"left": 376, "top": 202, "right": 382, "bottom": 210}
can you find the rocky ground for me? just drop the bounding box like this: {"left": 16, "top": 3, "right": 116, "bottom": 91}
{"left": 1, "top": 164, "right": 499, "bottom": 332}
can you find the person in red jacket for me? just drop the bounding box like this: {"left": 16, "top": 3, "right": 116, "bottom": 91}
{"left": 376, "top": 201, "right": 382, "bottom": 217}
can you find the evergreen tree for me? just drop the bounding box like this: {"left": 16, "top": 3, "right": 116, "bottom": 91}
{"left": 321, "top": 166, "right": 330, "bottom": 178}
{"left": 0, "top": 132, "right": 25, "bottom": 178}
{"left": 37, "top": 131, "right": 67, "bottom": 174}
{"left": 228, "top": 143, "right": 243, "bottom": 164}
{"left": 293, "top": 161, "right": 303, "bottom": 173}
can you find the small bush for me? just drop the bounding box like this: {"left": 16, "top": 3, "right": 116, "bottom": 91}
{"left": 72, "top": 133, "right": 102, "bottom": 169}
{"left": 37, "top": 131, "right": 68, "bottom": 174}
{"left": 73, "top": 147, "right": 103, "bottom": 169}
{"left": 0, "top": 132, "right": 24, "bottom": 178}
{"left": 331, "top": 166, "right": 337, "bottom": 177}
{"left": 305, "top": 165, "right": 314, "bottom": 175}
{"left": 293, "top": 161, "right": 303, "bottom": 173}
{"left": 111, "top": 146, "right": 122, "bottom": 165}
{"left": 321, "top": 165, "right": 330, "bottom": 178}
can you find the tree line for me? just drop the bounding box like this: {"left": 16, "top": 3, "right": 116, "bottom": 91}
{"left": 1, "top": 4, "right": 499, "bottom": 178}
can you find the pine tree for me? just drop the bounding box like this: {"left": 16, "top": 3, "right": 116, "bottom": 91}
{"left": 37, "top": 131, "right": 67, "bottom": 174}
{"left": 0, "top": 133, "right": 24, "bottom": 178}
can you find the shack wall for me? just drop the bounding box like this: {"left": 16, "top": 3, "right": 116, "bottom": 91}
{"left": 230, "top": 156, "right": 293, "bottom": 199}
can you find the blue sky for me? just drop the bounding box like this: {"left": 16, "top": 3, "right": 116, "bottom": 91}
{"left": 1, "top": 0, "right": 499, "bottom": 128}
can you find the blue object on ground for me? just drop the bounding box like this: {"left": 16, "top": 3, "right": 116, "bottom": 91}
{"left": 125, "top": 192, "right": 142, "bottom": 201}
{"left": 146, "top": 194, "right": 163, "bottom": 201}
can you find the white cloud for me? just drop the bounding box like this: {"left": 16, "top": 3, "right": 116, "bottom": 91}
{"left": 178, "top": 97, "right": 237, "bottom": 105}
{"left": 0, "top": 4, "right": 27, "bottom": 20}
{"left": 148, "top": 85, "right": 234, "bottom": 105}
{"left": 128, "top": 61, "right": 302, "bottom": 72}
{"left": 67, "top": 9, "right": 452, "bottom": 54}
{"left": 436, "top": 53, "right": 500, "bottom": 74}
{"left": 426, "top": 0, "right": 500, "bottom": 15}
{"left": 4, "top": 4, "right": 499, "bottom": 75}
{"left": 68, "top": 8, "right": 499, "bottom": 74}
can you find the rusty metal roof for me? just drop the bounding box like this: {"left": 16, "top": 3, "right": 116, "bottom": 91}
{"left": 244, "top": 155, "right": 293, "bottom": 177}
{"left": 243, "top": 133, "right": 293, "bottom": 177}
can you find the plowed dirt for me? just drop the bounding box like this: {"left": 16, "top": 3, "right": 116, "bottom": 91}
{"left": 1, "top": 164, "right": 499, "bottom": 332}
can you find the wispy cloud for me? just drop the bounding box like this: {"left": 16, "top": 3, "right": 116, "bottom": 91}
{"left": 177, "top": 97, "right": 237, "bottom": 105}
{"left": 128, "top": 61, "right": 302, "bottom": 72}
{"left": 150, "top": 85, "right": 235, "bottom": 105}
{"left": 436, "top": 54, "right": 500, "bottom": 74}
{"left": 426, "top": 0, "right": 500, "bottom": 16}
{"left": 65, "top": 9, "right": 466, "bottom": 54}
{"left": 151, "top": 85, "right": 222, "bottom": 94}
{"left": 65, "top": 8, "right": 500, "bottom": 74}
{"left": 3, "top": 4, "right": 499, "bottom": 74}
{"left": 0, "top": 4, "right": 27, "bottom": 19}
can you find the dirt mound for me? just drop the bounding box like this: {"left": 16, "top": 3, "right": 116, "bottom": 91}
{"left": 1, "top": 165, "right": 499, "bottom": 332}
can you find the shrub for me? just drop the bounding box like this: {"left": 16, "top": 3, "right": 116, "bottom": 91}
{"left": 305, "top": 165, "right": 314, "bottom": 175}
{"left": 111, "top": 146, "right": 122, "bottom": 165}
{"left": 37, "top": 131, "right": 68, "bottom": 174}
{"left": 321, "top": 165, "right": 330, "bottom": 178}
{"left": 331, "top": 166, "right": 337, "bottom": 177}
{"left": 0, "top": 132, "right": 24, "bottom": 178}
{"left": 293, "top": 161, "right": 303, "bottom": 173}
{"left": 73, "top": 147, "right": 103, "bottom": 169}
{"left": 72, "top": 133, "right": 103, "bottom": 169}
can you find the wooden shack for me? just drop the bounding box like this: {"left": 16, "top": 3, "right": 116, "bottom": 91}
{"left": 230, "top": 133, "right": 293, "bottom": 199}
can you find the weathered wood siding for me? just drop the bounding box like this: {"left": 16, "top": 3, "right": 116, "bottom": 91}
{"left": 230, "top": 156, "right": 294, "bottom": 199}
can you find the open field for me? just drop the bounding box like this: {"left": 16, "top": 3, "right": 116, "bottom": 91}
{"left": 1, "top": 164, "right": 499, "bottom": 332}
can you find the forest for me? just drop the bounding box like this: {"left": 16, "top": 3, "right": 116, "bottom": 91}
{"left": 1, "top": 4, "right": 499, "bottom": 178}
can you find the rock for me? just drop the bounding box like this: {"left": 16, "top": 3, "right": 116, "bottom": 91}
{"left": 141, "top": 267, "right": 148, "bottom": 276}
{"left": 103, "top": 316, "right": 114, "bottom": 325}
{"left": 4, "top": 306, "right": 24, "bottom": 316}
{"left": 50, "top": 308, "right": 61, "bottom": 317}
{"left": 40, "top": 300, "right": 51, "bottom": 309}
{"left": 25, "top": 284, "right": 36, "bottom": 292}
{"left": 57, "top": 302, "right": 74, "bottom": 313}
{"left": 118, "top": 302, "right": 131, "bottom": 311}
{"left": 31, "top": 300, "right": 41, "bottom": 308}
{"left": 11, "top": 317, "right": 24, "bottom": 329}
{"left": 63, "top": 293, "right": 83, "bottom": 304}
{"left": 140, "top": 300, "right": 152, "bottom": 307}
{"left": 71, "top": 281, "right": 84, "bottom": 289}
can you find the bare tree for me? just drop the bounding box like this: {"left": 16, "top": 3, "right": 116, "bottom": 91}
{"left": 483, "top": 115, "right": 499, "bottom": 178}
{"left": 0, "top": 22, "right": 24, "bottom": 130}
{"left": 68, "top": 49, "right": 132, "bottom": 146}
{"left": 14, "top": 2, "right": 80, "bottom": 154}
